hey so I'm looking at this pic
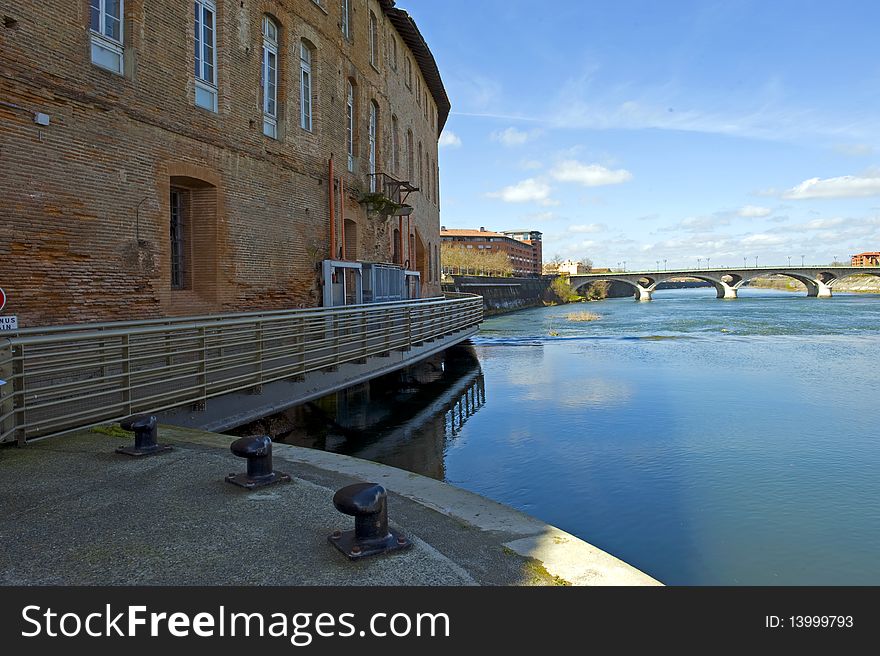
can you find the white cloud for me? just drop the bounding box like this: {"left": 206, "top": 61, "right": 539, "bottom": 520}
{"left": 525, "top": 211, "right": 557, "bottom": 222}
{"left": 737, "top": 205, "right": 772, "bottom": 218}
{"left": 487, "top": 178, "right": 554, "bottom": 205}
{"left": 741, "top": 233, "right": 787, "bottom": 246}
{"left": 438, "top": 131, "right": 462, "bottom": 148}
{"left": 833, "top": 144, "right": 874, "bottom": 157}
{"left": 783, "top": 175, "right": 880, "bottom": 199}
{"left": 800, "top": 217, "right": 846, "bottom": 230}
{"left": 519, "top": 159, "right": 544, "bottom": 170}
{"left": 568, "top": 223, "right": 606, "bottom": 234}
{"left": 491, "top": 127, "right": 538, "bottom": 147}
{"left": 551, "top": 160, "right": 632, "bottom": 187}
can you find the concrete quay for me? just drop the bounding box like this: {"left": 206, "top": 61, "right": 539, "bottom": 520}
{"left": 0, "top": 427, "right": 659, "bottom": 586}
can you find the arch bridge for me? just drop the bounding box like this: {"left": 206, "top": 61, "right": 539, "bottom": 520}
{"left": 569, "top": 266, "right": 880, "bottom": 301}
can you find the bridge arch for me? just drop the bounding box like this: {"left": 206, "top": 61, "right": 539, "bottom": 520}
{"left": 662, "top": 274, "right": 739, "bottom": 299}
{"left": 572, "top": 277, "right": 650, "bottom": 301}
{"left": 739, "top": 271, "right": 830, "bottom": 297}
{"left": 827, "top": 271, "right": 880, "bottom": 287}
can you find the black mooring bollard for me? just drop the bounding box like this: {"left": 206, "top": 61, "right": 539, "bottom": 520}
{"left": 225, "top": 435, "right": 290, "bottom": 489}
{"left": 115, "top": 415, "right": 173, "bottom": 457}
{"left": 328, "top": 482, "right": 411, "bottom": 560}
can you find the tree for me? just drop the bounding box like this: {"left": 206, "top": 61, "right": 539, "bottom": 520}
{"left": 578, "top": 257, "right": 593, "bottom": 272}
{"left": 441, "top": 243, "right": 513, "bottom": 276}
{"left": 543, "top": 254, "right": 564, "bottom": 274}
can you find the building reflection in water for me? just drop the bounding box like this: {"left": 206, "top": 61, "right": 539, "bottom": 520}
{"left": 271, "top": 344, "right": 486, "bottom": 480}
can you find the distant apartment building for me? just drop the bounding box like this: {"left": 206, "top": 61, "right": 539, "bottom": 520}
{"left": 557, "top": 259, "right": 590, "bottom": 275}
{"left": 440, "top": 227, "right": 543, "bottom": 276}
{"left": 851, "top": 252, "right": 880, "bottom": 267}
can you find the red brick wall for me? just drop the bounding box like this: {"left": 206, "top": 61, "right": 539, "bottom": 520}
{"left": 0, "top": 0, "right": 443, "bottom": 327}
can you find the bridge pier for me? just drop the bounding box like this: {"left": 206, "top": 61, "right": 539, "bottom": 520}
{"left": 636, "top": 286, "right": 653, "bottom": 302}
{"left": 807, "top": 281, "right": 833, "bottom": 298}
{"left": 716, "top": 282, "right": 738, "bottom": 299}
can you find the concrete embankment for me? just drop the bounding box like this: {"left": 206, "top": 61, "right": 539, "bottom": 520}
{"left": 442, "top": 275, "right": 554, "bottom": 315}
{"left": 442, "top": 276, "right": 633, "bottom": 315}
{"left": 0, "top": 427, "right": 660, "bottom": 586}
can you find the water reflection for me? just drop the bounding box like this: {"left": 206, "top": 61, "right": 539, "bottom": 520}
{"left": 274, "top": 345, "right": 486, "bottom": 479}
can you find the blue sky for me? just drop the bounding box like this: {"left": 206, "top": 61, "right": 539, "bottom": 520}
{"left": 406, "top": 0, "right": 880, "bottom": 270}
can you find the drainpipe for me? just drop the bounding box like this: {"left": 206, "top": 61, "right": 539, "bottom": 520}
{"left": 398, "top": 216, "right": 404, "bottom": 265}
{"left": 340, "top": 176, "right": 346, "bottom": 260}
{"left": 407, "top": 216, "right": 412, "bottom": 268}
{"left": 329, "top": 156, "right": 336, "bottom": 261}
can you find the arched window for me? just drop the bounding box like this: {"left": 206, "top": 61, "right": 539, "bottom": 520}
{"left": 369, "top": 11, "right": 379, "bottom": 68}
{"left": 300, "top": 40, "right": 314, "bottom": 131}
{"left": 391, "top": 115, "right": 399, "bottom": 174}
{"left": 347, "top": 80, "right": 356, "bottom": 172}
{"left": 369, "top": 101, "right": 379, "bottom": 192}
{"left": 406, "top": 129, "right": 414, "bottom": 181}
{"left": 418, "top": 141, "right": 423, "bottom": 190}
{"left": 261, "top": 16, "right": 279, "bottom": 138}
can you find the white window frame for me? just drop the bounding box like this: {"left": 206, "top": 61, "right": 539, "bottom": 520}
{"left": 261, "top": 16, "right": 279, "bottom": 138}
{"left": 369, "top": 11, "right": 379, "bottom": 68}
{"left": 341, "top": 0, "right": 350, "bottom": 40}
{"left": 89, "top": 0, "right": 124, "bottom": 74}
{"left": 368, "top": 102, "right": 377, "bottom": 192}
{"left": 194, "top": 0, "right": 218, "bottom": 112}
{"left": 347, "top": 81, "right": 355, "bottom": 172}
{"left": 300, "top": 42, "right": 313, "bottom": 131}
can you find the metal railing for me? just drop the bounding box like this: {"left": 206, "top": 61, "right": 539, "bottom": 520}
{"left": 0, "top": 294, "right": 483, "bottom": 444}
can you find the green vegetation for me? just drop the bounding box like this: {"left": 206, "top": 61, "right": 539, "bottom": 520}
{"left": 546, "top": 276, "right": 582, "bottom": 304}
{"left": 566, "top": 311, "right": 601, "bottom": 322}
{"left": 502, "top": 547, "right": 571, "bottom": 586}
{"left": 91, "top": 424, "right": 133, "bottom": 438}
{"left": 581, "top": 280, "right": 609, "bottom": 301}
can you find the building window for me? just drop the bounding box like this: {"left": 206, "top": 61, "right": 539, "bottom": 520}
{"left": 416, "top": 76, "right": 421, "bottom": 104}
{"left": 170, "top": 188, "right": 187, "bottom": 290}
{"left": 194, "top": 0, "right": 218, "bottom": 112}
{"left": 341, "top": 0, "right": 350, "bottom": 40}
{"left": 418, "top": 141, "right": 423, "bottom": 189}
{"left": 391, "top": 115, "right": 399, "bottom": 174}
{"left": 369, "top": 11, "right": 379, "bottom": 68}
{"left": 406, "top": 129, "right": 414, "bottom": 181}
{"left": 261, "top": 16, "right": 279, "bottom": 138}
{"left": 89, "top": 0, "right": 124, "bottom": 74}
{"left": 369, "top": 101, "right": 378, "bottom": 192}
{"left": 347, "top": 80, "right": 355, "bottom": 172}
{"left": 300, "top": 40, "right": 313, "bottom": 131}
{"left": 405, "top": 57, "right": 412, "bottom": 89}
{"left": 390, "top": 36, "right": 398, "bottom": 70}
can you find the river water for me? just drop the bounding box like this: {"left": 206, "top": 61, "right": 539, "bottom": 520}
{"left": 281, "top": 287, "right": 880, "bottom": 585}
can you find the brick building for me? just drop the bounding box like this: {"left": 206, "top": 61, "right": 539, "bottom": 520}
{"left": 0, "top": 0, "right": 447, "bottom": 328}
{"left": 440, "top": 227, "right": 543, "bottom": 277}
{"left": 851, "top": 252, "right": 880, "bottom": 267}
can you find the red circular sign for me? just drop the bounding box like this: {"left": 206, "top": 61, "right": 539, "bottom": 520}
{"left": 0, "top": 288, "right": 5, "bottom": 313}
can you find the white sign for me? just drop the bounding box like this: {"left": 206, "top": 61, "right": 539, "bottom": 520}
{"left": 0, "top": 316, "right": 18, "bottom": 331}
